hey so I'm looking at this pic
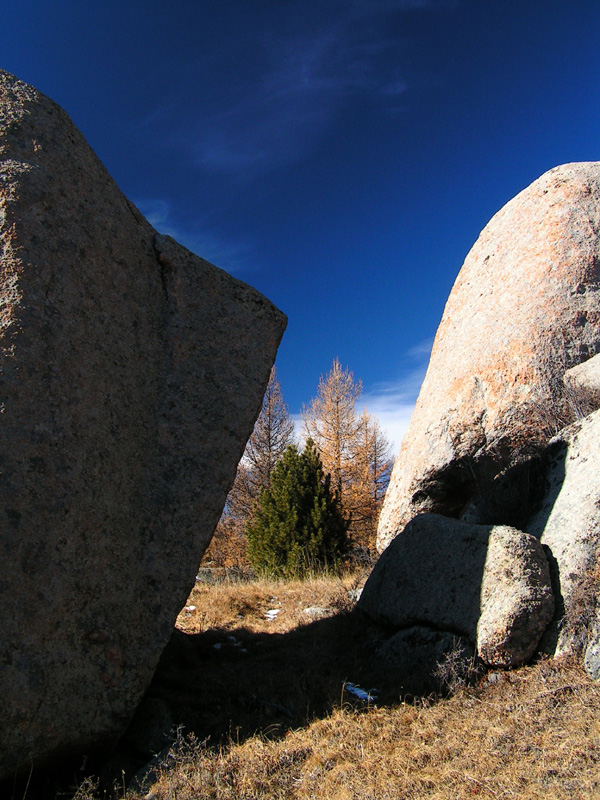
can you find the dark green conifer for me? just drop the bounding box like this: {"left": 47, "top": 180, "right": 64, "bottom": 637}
{"left": 246, "top": 439, "right": 349, "bottom": 578}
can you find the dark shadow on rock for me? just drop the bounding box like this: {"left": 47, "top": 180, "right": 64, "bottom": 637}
{"left": 537, "top": 544, "right": 565, "bottom": 654}
{"left": 411, "top": 453, "right": 499, "bottom": 521}
{"left": 410, "top": 439, "right": 551, "bottom": 527}
{"left": 469, "top": 450, "right": 550, "bottom": 530}
{"left": 525, "top": 439, "right": 569, "bottom": 531}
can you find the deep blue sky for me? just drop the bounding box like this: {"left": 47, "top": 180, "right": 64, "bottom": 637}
{"left": 3, "top": 0, "right": 600, "bottom": 451}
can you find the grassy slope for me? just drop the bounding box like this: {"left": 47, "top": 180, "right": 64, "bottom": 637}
{"left": 135, "top": 576, "right": 600, "bottom": 799}
{"left": 17, "top": 574, "right": 600, "bottom": 799}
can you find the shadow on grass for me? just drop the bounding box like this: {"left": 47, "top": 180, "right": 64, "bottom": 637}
{"left": 138, "top": 609, "right": 399, "bottom": 746}
{"left": 98, "top": 607, "right": 427, "bottom": 791}
{"left": 5, "top": 609, "right": 453, "bottom": 798}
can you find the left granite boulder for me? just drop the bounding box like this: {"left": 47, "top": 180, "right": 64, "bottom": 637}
{"left": 0, "top": 68, "right": 287, "bottom": 780}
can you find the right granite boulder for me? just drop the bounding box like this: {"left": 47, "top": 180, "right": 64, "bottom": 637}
{"left": 378, "top": 162, "right": 600, "bottom": 553}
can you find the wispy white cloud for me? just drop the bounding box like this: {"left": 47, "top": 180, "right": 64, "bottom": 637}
{"left": 406, "top": 337, "right": 435, "bottom": 360}
{"left": 358, "top": 385, "right": 418, "bottom": 457}
{"left": 171, "top": 0, "right": 455, "bottom": 177}
{"left": 135, "top": 197, "right": 252, "bottom": 274}
{"left": 359, "top": 337, "right": 433, "bottom": 455}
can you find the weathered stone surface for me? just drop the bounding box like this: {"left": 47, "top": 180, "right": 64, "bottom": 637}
{"left": 378, "top": 162, "right": 600, "bottom": 552}
{"left": 564, "top": 352, "right": 600, "bottom": 392}
{"left": 476, "top": 526, "right": 555, "bottom": 667}
{"left": 376, "top": 626, "right": 475, "bottom": 695}
{"left": 359, "top": 514, "right": 554, "bottom": 667}
{"left": 0, "top": 68, "right": 286, "bottom": 779}
{"left": 527, "top": 409, "right": 600, "bottom": 658}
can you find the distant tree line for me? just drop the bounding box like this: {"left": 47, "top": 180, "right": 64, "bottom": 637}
{"left": 207, "top": 361, "right": 393, "bottom": 576}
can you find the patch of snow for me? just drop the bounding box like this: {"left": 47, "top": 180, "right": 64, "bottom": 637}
{"left": 345, "top": 682, "right": 378, "bottom": 703}
{"left": 264, "top": 608, "right": 281, "bottom": 621}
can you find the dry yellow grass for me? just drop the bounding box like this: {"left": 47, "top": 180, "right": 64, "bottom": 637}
{"left": 14, "top": 573, "right": 600, "bottom": 799}
{"left": 145, "top": 659, "right": 600, "bottom": 800}
{"left": 138, "top": 574, "right": 600, "bottom": 800}
{"left": 175, "top": 572, "right": 363, "bottom": 635}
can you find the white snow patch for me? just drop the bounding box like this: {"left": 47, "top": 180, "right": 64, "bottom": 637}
{"left": 345, "top": 683, "right": 378, "bottom": 703}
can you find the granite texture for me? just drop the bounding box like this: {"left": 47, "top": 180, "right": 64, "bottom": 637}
{"left": 378, "top": 162, "right": 600, "bottom": 552}
{"left": 0, "top": 68, "right": 286, "bottom": 778}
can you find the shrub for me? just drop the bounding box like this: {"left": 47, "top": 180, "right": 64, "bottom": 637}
{"left": 526, "top": 353, "right": 600, "bottom": 440}
{"left": 246, "top": 439, "right": 350, "bottom": 578}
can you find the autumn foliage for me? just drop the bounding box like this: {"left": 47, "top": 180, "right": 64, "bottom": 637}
{"left": 205, "top": 359, "right": 393, "bottom": 570}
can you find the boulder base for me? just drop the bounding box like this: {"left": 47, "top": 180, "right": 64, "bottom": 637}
{"left": 377, "top": 627, "right": 476, "bottom": 695}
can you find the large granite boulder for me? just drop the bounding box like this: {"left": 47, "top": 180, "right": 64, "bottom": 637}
{"left": 359, "top": 514, "right": 554, "bottom": 668}
{"left": 0, "top": 69, "right": 286, "bottom": 779}
{"left": 378, "top": 162, "right": 600, "bottom": 552}
{"left": 527, "top": 409, "right": 600, "bottom": 661}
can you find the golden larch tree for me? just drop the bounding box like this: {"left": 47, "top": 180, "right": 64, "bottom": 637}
{"left": 301, "top": 358, "right": 362, "bottom": 502}
{"left": 302, "top": 358, "right": 393, "bottom": 552}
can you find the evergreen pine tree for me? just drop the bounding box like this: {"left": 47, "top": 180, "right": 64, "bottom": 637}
{"left": 246, "top": 439, "right": 349, "bottom": 578}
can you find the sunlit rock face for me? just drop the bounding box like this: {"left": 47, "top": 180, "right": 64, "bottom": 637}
{"left": 360, "top": 514, "right": 554, "bottom": 669}
{"left": 378, "top": 162, "right": 600, "bottom": 552}
{"left": 0, "top": 68, "right": 286, "bottom": 779}
{"left": 526, "top": 409, "right": 600, "bottom": 661}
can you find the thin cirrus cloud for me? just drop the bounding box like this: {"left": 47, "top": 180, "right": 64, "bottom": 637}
{"left": 133, "top": 0, "right": 456, "bottom": 179}
{"left": 135, "top": 198, "right": 252, "bottom": 273}
{"left": 359, "top": 337, "right": 433, "bottom": 455}
{"left": 187, "top": 3, "right": 428, "bottom": 177}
